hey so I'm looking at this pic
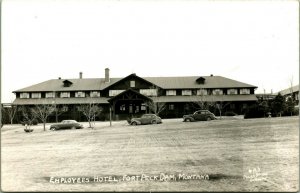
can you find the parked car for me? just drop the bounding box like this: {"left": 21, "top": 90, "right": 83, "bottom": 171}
{"left": 128, "top": 114, "right": 162, "bottom": 125}
{"left": 183, "top": 110, "right": 217, "bottom": 122}
{"left": 50, "top": 120, "right": 83, "bottom": 131}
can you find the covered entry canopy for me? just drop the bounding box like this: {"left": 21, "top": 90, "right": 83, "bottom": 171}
{"left": 108, "top": 88, "right": 153, "bottom": 120}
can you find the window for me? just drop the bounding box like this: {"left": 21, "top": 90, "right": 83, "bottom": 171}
{"left": 140, "top": 89, "right": 157, "bottom": 96}
{"left": 109, "top": 90, "right": 125, "bottom": 97}
{"left": 242, "top": 103, "right": 248, "bottom": 109}
{"left": 166, "top": 90, "right": 176, "bottom": 96}
{"left": 130, "top": 81, "right": 135, "bottom": 87}
{"left": 227, "top": 89, "right": 237, "bottom": 95}
{"left": 141, "top": 103, "right": 146, "bottom": 110}
{"left": 20, "top": 93, "right": 30, "bottom": 99}
{"left": 182, "top": 90, "right": 192, "bottom": 96}
{"left": 213, "top": 89, "right": 223, "bottom": 95}
{"left": 46, "top": 92, "right": 55, "bottom": 98}
{"left": 31, "top": 93, "right": 41, "bottom": 98}
{"left": 240, "top": 89, "right": 250, "bottom": 94}
{"left": 184, "top": 104, "right": 190, "bottom": 110}
{"left": 120, "top": 104, "right": 126, "bottom": 111}
{"left": 60, "top": 92, "right": 70, "bottom": 98}
{"left": 90, "top": 91, "right": 100, "bottom": 97}
{"left": 197, "top": 89, "right": 207, "bottom": 96}
{"left": 169, "top": 104, "right": 175, "bottom": 110}
{"left": 75, "top": 91, "right": 85, "bottom": 98}
{"left": 230, "top": 104, "right": 235, "bottom": 109}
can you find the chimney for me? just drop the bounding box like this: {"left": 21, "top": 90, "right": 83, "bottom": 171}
{"left": 105, "top": 68, "right": 110, "bottom": 83}
{"left": 58, "top": 77, "right": 61, "bottom": 80}
{"left": 210, "top": 74, "right": 213, "bottom": 77}
{"left": 79, "top": 72, "right": 83, "bottom": 79}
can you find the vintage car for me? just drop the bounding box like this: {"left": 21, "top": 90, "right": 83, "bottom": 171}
{"left": 128, "top": 114, "right": 162, "bottom": 125}
{"left": 50, "top": 120, "right": 83, "bottom": 131}
{"left": 183, "top": 110, "right": 217, "bottom": 122}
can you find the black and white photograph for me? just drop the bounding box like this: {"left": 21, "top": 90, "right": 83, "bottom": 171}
{"left": 1, "top": 0, "right": 299, "bottom": 192}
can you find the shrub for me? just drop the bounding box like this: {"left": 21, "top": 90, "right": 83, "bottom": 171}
{"left": 244, "top": 105, "right": 265, "bottom": 119}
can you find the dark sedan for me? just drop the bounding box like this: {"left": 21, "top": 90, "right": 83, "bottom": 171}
{"left": 128, "top": 114, "right": 162, "bottom": 125}
{"left": 50, "top": 120, "right": 83, "bottom": 131}
{"left": 183, "top": 110, "right": 217, "bottom": 122}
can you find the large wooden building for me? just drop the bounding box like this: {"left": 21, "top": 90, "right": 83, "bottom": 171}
{"left": 12, "top": 68, "right": 258, "bottom": 122}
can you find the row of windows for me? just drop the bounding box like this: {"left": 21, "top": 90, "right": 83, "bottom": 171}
{"left": 20, "top": 91, "right": 101, "bottom": 99}
{"left": 19, "top": 88, "right": 251, "bottom": 99}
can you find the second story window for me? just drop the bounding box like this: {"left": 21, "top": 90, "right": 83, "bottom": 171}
{"left": 20, "top": 93, "right": 30, "bottom": 99}
{"left": 197, "top": 89, "right": 208, "bottom": 96}
{"left": 31, "top": 93, "right": 41, "bottom": 99}
{"left": 46, "top": 92, "right": 55, "bottom": 98}
{"left": 240, "top": 88, "right": 250, "bottom": 94}
{"left": 227, "top": 89, "right": 237, "bottom": 95}
{"left": 130, "top": 81, "right": 135, "bottom": 87}
{"left": 213, "top": 89, "right": 223, "bottom": 95}
{"left": 182, "top": 90, "right": 192, "bottom": 96}
{"left": 109, "top": 90, "right": 125, "bottom": 97}
{"left": 60, "top": 92, "right": 70, "bottom": 98}
{"left": 75, "top": 91, "right": 85, "bottom": 98}
{"left": 166, "top": 90, "right": 176, "bottom": 96}
{"left": 90, "top": 91, "right": 100, "bottom": 97}
{"left": 140, "top": 89, "right": 157, "bottom": 96}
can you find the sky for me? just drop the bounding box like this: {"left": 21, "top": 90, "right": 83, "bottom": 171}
{"left": 1, "top": 0, "right": 299, "bottom": 103}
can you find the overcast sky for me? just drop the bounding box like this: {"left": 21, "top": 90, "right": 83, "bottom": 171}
{"left": 2, "top": 0, "right": 299, "bottom": 103}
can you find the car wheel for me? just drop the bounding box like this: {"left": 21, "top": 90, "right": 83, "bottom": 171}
{"left": 206, "top": 117, "right": 211, "bottom": 121}
{"left": 151, "top": 120, "right": 157, "bottom": 124}
{"left": 50, "top": 127, "right": 56, "bottom": 131}
{"left": 131, "top": 122, "right": 137, "bottom": 126}
{"left": 185, "top": 118, "right": 191, "bottom": 122}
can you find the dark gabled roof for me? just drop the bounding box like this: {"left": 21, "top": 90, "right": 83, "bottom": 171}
{"left": 143, "top": 76, "right": 257, "bottom": 89}
{"left": 13, "top": 78, "right": 122, "bottom": 92}
{"left": 277, "top": 85, "right": 299, "bottom": 96}
{"left": 14, "top": 75, "right": 257, "bottom": 92}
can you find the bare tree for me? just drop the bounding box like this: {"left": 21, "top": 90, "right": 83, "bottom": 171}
{"left": 6, "top": 105, "right": 18, "bottom": 125}
{"left": 31, "top": 103, "right": 55, "bottom": 131}
{"left": 146, "top": 86, "right": 166, "bottom": 115}
{"left": 192, "top": 89, "right": 216, "bottom": 110}
{"left": 19, "top": 106, "right": 37, "bottom": 130}
{"left": 77, "top": 102, "right": 102, "bottom": 128}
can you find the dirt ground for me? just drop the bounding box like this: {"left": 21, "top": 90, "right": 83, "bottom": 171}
{"left": 1, "top": 116, "right": 299, "bottom": 192}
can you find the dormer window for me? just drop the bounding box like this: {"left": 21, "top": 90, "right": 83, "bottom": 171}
{"left": 196, "top": 77, "right": 206, "bottom": 84}
{"left": 63, "top": 80, "right": 73, "bottom": 87}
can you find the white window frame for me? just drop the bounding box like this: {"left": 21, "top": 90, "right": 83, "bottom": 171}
{"left": 227, "top": 89, "right": 238, "bottom": 95}
{"left": 182, "top": 90, "right": 192, "bottom": 96}
{"left": 166, "top": 90, "right": 176, "bottom": 96}
{"left": 46, "top": 92, "right": 55, "bottom": 98}
{"left": 140, "top": 89, "right": 158, "bottom": 96}
{"left": 240, "top": 88, "right": 250, "bottom": 95}
{"left": 109, "top": 90, "right": 125, "bottom": 97}
{"left": 75, "top": 91, "right": 85, "bottom": 98}
{"left": 31, "top": 93, "right": 41, "bottom": 99}
{"left": 213, "top": 89, "right": 223, "bottom": 95}
{"left": 90, "top": 91, "right": 100, "bottom": 97}
{"left": 130, "top": 81, "right": 135, "bottom": 88}
{"left": 60, "top": 92, "right": 70, "bottom": 98}
{"left": 197, "top": 89, "right": 208, "bottom": 96}
{"left": 20, "top": 92, "right": 30, "bottom": 99}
